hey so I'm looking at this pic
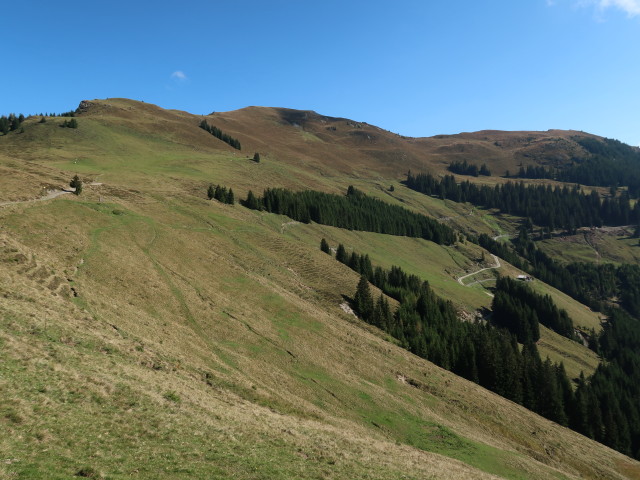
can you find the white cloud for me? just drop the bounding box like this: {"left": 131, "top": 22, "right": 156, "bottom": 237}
{"left": 597, "top": 0, "right": 640, "bottom": 16}
{"left": 575, "top": 0, "right": 640, "bottom": 16}
{"left": 171, "top": 71, "right": 188, "bottom": 81}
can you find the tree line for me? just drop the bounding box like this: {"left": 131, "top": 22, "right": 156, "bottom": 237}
{"left": 0, "top": 113, "right": 25, "bottom": 135}
{"left": 405, "top": 171, "right": 639, "bottom": 231}
{"left": 328, "top": 242, "right": 575, "bottom": 427}
{"left": 242, "top": 186, "right": 457, "bottom": 245}
{"left": 510, "top": 164, "right": 555, "bottom": 180}
{"left": 512, "top": 137, "right": 640, "bottom": 198}
{"left": 199, "top": 119, "right": 241, "bottom": 150}
{"left": 448, "top": 159, "right": 491, "bottom": 177}
{"left": 207, "top": 184, "right": 234, "bottom": 204}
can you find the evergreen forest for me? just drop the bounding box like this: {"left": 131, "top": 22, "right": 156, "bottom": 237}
{"left": 242, "top": 186, "right": 457, "bottom": 245}
{"left": 512, "top": 137, "right": 640, "bottom": 198}
{"left": 406, "top": 171, "right": 639, "bottom": 231}
{"left": 199, "top": 119, "right": 241, "bottom": 150}
{"left": 333, "top": 245, "right": 579, "bottom": 432}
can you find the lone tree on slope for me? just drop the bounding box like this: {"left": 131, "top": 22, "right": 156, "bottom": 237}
{"left": 320, "top": 238, "right": 330, "bottom": 254}
{"left": 70, "top": 175, "right": 82, "bottom": 195}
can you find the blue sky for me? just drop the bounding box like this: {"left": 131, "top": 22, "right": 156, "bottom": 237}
{"left": 2, "top": 1, "right": 640, "bottom": 145}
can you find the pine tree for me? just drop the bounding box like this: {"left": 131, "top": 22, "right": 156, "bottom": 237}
{"left": 354, "top": 275, "right": 374, "bottom": 322}
{"left": 227, "top": 188, "right": 235, "bottom": 205}
{"left": 214, "top": 185, "right": 224, "bottom": 201}
{"left": 242, "top": 190, "right": 260, "bottom": 210}
{"left": 320, "top": 238, "right": 330, "bottom": 254}
{"left": 207, "top": 184, "right": 215, "bottom": 200}
{"left": 336, "top": 243, "right": 348, "bottom": 264}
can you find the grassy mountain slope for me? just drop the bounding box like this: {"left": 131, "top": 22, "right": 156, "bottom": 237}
{"left": 0, "top": 99, "right": 638, "bottom": 479}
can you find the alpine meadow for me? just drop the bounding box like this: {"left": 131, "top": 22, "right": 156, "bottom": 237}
{"left": 2, "top": 98, "right": 640, "bottom": 480}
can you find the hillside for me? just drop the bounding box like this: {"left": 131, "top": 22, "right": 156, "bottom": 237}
{"left": 1, "top": 99, "right": 639, "bottom": 479}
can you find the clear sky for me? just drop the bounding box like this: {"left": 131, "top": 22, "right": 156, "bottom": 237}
{"left": 2, "top": 1, "right": 640, "bottom": 145}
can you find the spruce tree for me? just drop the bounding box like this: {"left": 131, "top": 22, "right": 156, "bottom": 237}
{"left": 242, "top": 190, "right": 260, "bottom": 210}
{"left": 214, "top": 185, "right": 224, "bottom": 201}
{"left": 253, "top": 152, "right": 261, "bottom": 163}
{"left": 227, "top": 188, "right": 235, "bottom": 205}
{"left": 320, "top": 238, "right": 330, "bottom": 254}
{"left": 207, "top": 184, "right": 215, "bottom": 200}
{"left": 354, "top": 275, "right": 374, "bottom": 322}
{"left": 0, "top": 117, "right": 9, "bottom": 134}
{"left": 336, "top": 243, "right": 347, "bottom": 264}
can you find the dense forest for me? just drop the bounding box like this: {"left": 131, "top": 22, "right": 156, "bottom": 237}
{"left": 574, "top": 308, "right": 640, "bottom": 457}
{"left": 406, "top": 171, "right": 639, "bottom": 231}
{"left": 477, "top": 232, "right": 640, "bottom": 457}
{"left": 511, "top": 164, "right": 555, "bottom": 180}
{"left": 448, "top": 160, "right": 491, "bottom": 177}
{"left": 199, "top": 119, "right": 241, "bottom": 150}
{"left": 492, "top": 276, "right": 574, "bottom": 343}
{"left": 333, "top": 244, "right": 576, "bottom": 429}
{"left": 242, "top": 186, "right": 457, "bottom": 245}
{"left": 513, "top": 137, "right": 640, "bottom": 198}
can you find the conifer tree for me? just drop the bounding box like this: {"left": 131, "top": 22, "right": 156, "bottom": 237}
{"left": 226, "top": 188, "right": 235, "bottom": 205}
{"left": 0, "top": 116, "right": 9, "bottom": 135}
{"left": 214, "top": 185, "right": 225, "bottom": 201}
{"left": 242, "top": 190, "right": 260, "bottom": 210}
{"left": 353, "top": 275, "right": 374, "bottom": 322}
{"left": 70, "top": 175, "right": 82, "bottom": 195}
{"left": 336, "top": 243, "right": 347, "bottom": 264}
{"left": 207, "top": 184, "right": 215, "bottom": 200}
{"left": 253, "top": 152, "right": 261, "bottom": 163}
{"left": 320, "top": 238, "right": 330, "bottom": 254}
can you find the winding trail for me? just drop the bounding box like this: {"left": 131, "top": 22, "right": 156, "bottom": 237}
{"left": 492, "top": 234, "right": 511, "bottom": 241}
{"left": 456, "top": 254, "right": 501, "bottom": 286}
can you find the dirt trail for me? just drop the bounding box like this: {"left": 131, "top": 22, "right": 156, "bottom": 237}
{"left": 492, "top": 234, "right": 511, "bottom": 241}
{"left": 0, "top": 183, "right": 103, "bottom": 208}
{"left": 0, "top": 189, "right": 72, "bottom": 207}
{"left": 456, "top": 254, "right": 501, "bottom": 286}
